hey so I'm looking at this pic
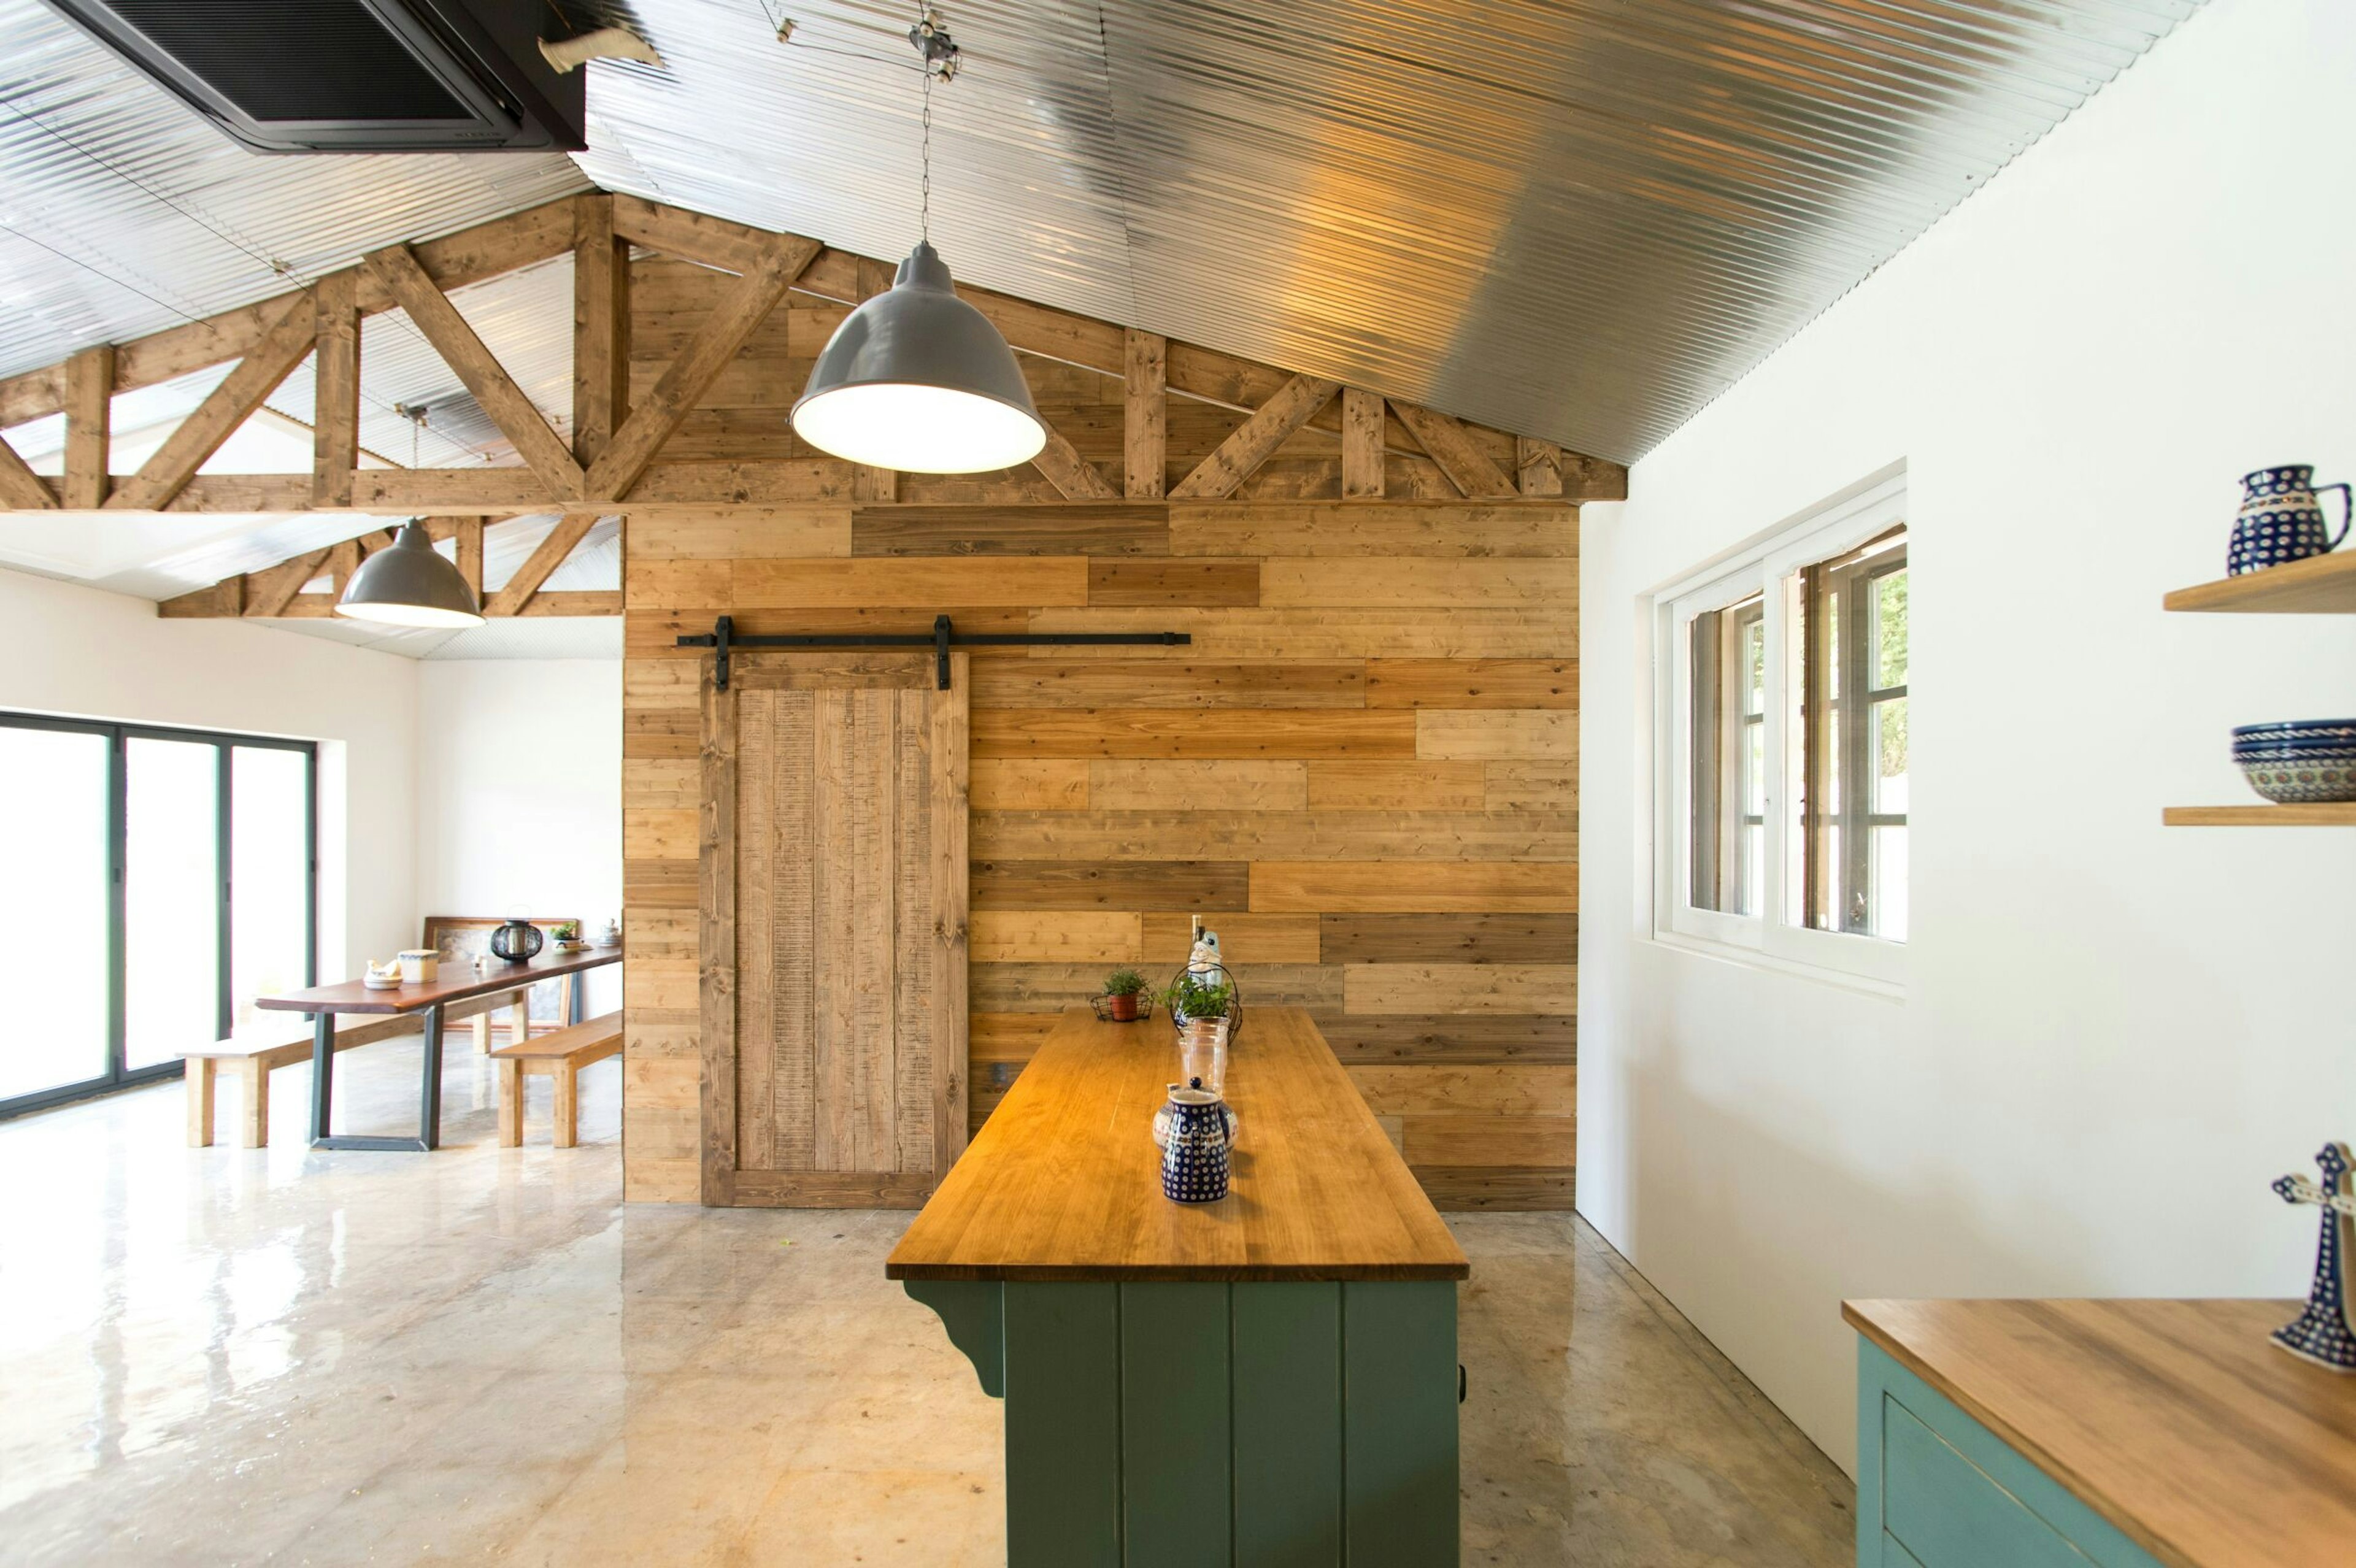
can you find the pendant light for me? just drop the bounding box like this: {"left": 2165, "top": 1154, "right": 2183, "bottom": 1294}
{"left": 336, "top": 405, "right": 486, "bottom": 628}
{"left": 790, "top": 10, "right": 1046, "bottom": 475}
{"left": 336, "top": 521, "right": 486, "bottom": 628}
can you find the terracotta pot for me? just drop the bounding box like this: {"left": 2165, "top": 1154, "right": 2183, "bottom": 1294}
{"left": 1107, "top": 992, "right": 1139, "bottom": 1022}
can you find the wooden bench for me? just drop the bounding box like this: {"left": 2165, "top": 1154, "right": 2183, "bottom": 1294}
{"left": 490, "top": 1012, "right": 623, "bottom": 1148}
{"left": 185, "top": 988, "right": 524, "bottom": 1148}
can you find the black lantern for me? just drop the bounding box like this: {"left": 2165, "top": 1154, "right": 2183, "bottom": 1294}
{"left": 490, "top": 917, "right": 544, "bottom": 964}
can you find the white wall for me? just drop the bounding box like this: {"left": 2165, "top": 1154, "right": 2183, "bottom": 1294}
{"left": 1579, "top": 0, "right": 2356, "bottom": 1472}
{"left": 0, "top": 569, "right": 420, "bottom": 975}
{"left": 414, "top": 660, "right": 623, "bottom": 1016}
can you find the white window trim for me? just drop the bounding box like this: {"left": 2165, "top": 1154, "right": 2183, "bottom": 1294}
{"left": 1649, "top": 469, "right": 1910, "bottom": 993}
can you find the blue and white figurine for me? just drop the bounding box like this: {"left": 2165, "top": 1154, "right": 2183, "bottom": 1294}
{"left": 1161, "top": 1079, "right": 1230, "bottom": 1204}
{"left": 2270, "top": 1141, "right": 2356, "bottom": 1372}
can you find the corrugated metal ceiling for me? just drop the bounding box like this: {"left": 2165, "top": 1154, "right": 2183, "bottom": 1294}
{"left": 0, "top": 0, "right": 588, "bottom": 379}
{"left": 0, "top": 0, "right": 2202, "bottom": 464}
{"left": 571, "top": 0, "right": 2203, "bottom": 459}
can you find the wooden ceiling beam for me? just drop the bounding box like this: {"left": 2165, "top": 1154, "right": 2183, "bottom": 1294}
{"left": 585, "top": 228, "right": 819, "bottom": 503}
{"left": 1124, "top": 331, "right": 1166, "bottom": 500}
{"left": 240, "top": 547, "right": 336, "bottom": 618}
{"left": 60, "top": 451, "right": 1625, "bottom": 516}
{"left": 367, "top": 242, "right": 585, "bottom": 502}
{"left": 1389, "top": 401, "right": 1519, "bottom": 499}
{"left": 158, "top": 515, "right": 526, "bottom": 620}
{"left": 0, "top": 430, "right": 55, "bottom": 510}
{"left": 1341, "top": 387, "right": 1385, "bottom": 500}
{"left": 1170, "top": 375, "right": 1341, "bottom": 500}
{"left": 260, "top": 588, "right": 617, "bottom": 620}
{"left": 456, "top": 517, "right": 484, "bottom": 600}
{"left": 1030, "top": 418, "right": 1120, "bottom": 502}
{"left": 63, "top": 345, "right": 113, "bottom": 509}
{"left": 483, "top": 512, "right": 599, "bottom": 617}
{"left": 106, "top": 291, "right": 317, "bottom": 512}
{"left": 0, "top": 198, "right": 582, "bottom": 429}
{"left": 312, "top": 270, "right": 360, "bottom": 508}
{"left": 1516, "top": 436, "right": 1565, "bottom": 498}
{"left": 572, "top": 195, "right": 629, "bottom": 467}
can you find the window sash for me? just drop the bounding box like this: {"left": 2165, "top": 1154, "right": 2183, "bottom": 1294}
{"left": 1801, "top": 533, "right": 1906, "bottom": 936}
{"left": 1653, "top": 470, "right": 1908, "bottom": 988}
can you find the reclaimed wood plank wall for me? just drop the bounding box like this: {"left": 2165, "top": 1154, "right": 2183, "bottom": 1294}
{"left": 620, "top": 256, "right": 1579, "bottom": 1210}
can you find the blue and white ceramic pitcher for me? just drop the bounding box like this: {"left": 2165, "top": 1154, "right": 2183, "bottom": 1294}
{"left": 1160, "top": 1080, "right": 1230, "bottom": 1204}
{"left": 2227, "top": 465, "right": 2350, "bottom": 575}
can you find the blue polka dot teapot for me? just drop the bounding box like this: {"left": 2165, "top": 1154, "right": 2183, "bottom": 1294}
{"left": 2227, "top": 464, "right": 2350, "bottom": 575}
{"left": 1160, "top": 1079, "right": 1231, "bottom": 1204}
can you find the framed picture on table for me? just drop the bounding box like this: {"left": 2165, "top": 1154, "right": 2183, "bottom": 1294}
{"left": 420, "top": 915, "right": 582, "bottom": 1035}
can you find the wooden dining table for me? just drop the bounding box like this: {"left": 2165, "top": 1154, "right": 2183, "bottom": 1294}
{"left": 255, "top": 947, "right": 622, "bottom": 1151}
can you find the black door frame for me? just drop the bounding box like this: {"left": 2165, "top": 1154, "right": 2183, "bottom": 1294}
{"left": 0, "top": 710, "right": 318, "bottom": 1119}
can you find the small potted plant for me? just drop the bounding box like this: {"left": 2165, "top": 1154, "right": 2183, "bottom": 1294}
{"left": 1163, "top": 971, "right": 1234, "bottom": 1026}
{"left": 551, "top": 920, "right": 582, "bottom": 952}
{"left": 1096, "top": 967, "right": 1149, "bottom": 1022}
{"left": 1163, "top": 964, "right": 1242, "bottom": 1098}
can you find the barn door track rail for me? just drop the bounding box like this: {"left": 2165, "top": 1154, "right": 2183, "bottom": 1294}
{"left": 680, "top": 614, "right": 1191, "bottom": 690}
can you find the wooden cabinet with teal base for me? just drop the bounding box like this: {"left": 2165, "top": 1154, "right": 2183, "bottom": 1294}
{"left": 908, "top": 1277, "right": 1459, "bottom": 1566}
{"left": 1854, "top": 1340, "right": 2160, "bottom": 1568}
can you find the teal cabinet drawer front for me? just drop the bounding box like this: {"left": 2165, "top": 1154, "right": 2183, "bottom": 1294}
{"left": 1882, "top": 1397, "right": 2086, "bottom": 1568}
{"left": 1855, "top": 1340, "right": 2161, "bottom": 1568}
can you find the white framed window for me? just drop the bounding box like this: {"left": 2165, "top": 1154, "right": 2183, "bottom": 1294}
{"left": 1653, "top": 471, "right": 1909, "bottom": 988}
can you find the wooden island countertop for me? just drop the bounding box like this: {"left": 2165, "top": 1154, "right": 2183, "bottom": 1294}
{"left": 887, "top": 1005, "right": 1468, "bottom": 1283}
{"left": 1846, "top": 1296, "right": 2356, "bottom": 1568}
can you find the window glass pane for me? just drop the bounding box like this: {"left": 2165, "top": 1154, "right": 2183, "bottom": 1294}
{"left": 1873, "top": 695, "right": 1909, "bottom": 815}
{"left": 1871, "top": 825, "right": 1909, "bottom": 942}
{"left": 1873, "top": 567, "right": 1908, "bottom": 689}
{"left": 126, "top": 739, "right": 219, "bottom": 1069}
{"left": 231, "top": 747, "right": 309, "bottom": 1031}
{"left": 1741, "top": 613, "right": 1765, "bottom": 717}
{"left": 1743, "top": 720, "right": 1763, "bottom": 818}
{"left": 1690, "top": 597, "right": 1765, "bottom": 918}
{"left": 0, "top": 727, "right": 111, "bottom": 1102}
{"left": 1741, "top": 823, "right": 1762, "bottom": 919}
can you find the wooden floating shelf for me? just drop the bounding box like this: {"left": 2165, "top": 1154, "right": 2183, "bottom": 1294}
{"left": 2163, "top": 550, "right": 2356, "bottom": 613}
{"left": 2163, "top": 802, "right": 2356, "bottom": 826}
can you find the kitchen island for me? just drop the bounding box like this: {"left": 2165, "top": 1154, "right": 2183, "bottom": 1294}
{"left": 888, "top": 1004, "right": 1469, "bottom": 1567}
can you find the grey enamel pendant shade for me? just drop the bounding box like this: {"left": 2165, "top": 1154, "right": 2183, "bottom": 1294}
{"left": 334, "top": 521, "right": 485, "bottom": 628}
{"left": 790, "top": 240, "right": 1047, "bottom": 474}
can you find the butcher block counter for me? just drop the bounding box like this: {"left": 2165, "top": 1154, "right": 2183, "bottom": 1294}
{"left": 890, "top": 1005, "right": 1467, "bottom": 1566}
{"left": 1846, "top": 1297, "right": 2356, "bottom": 1568}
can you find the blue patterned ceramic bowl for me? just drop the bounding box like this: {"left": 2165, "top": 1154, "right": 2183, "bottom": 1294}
{"left": 2231, "top": 720, "right": 2356, "bottom": 803}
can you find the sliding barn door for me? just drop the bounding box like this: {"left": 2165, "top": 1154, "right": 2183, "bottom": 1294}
{"left": 701, "top": 653, "right": 968, "bottom": 1207}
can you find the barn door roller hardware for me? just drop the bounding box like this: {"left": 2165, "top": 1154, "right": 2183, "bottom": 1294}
{"left": 679, "top": 615, "right": 1191, "bottom": 691}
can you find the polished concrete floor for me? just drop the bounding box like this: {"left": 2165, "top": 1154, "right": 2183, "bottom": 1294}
{"left": 0, "top": 1040, "right": 1852, "bottom": 1566}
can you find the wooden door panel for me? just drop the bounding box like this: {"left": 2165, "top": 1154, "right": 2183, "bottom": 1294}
{"left": 701, "top": 653, "right": 968, "bottom": 1207}
{"left": 735, "top": 686, "right": 816, "bottom": 1174}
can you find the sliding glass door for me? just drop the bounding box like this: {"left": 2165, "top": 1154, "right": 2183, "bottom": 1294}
{"left": 0, "top": 724, "right": 112, "bottom": 1105}
{"left": 0, "top": 713, "right": 317, "bottom": 1116}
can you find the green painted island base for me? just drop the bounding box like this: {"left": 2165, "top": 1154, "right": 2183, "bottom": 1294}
{"left": 1854, "top": 1341, "right": 2160, "bottom": 1567}
{"left": 907, "top": 1278, "right": 1460, "bottom": 1567}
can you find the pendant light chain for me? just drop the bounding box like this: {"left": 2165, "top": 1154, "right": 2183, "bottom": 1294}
{"left": 790, "top": 6, "right": 1044, "bottom": 476}
{"left": 908, "top": 5, "right": 957, "bottom": 247}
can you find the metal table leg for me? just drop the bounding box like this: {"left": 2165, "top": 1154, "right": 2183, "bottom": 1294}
{"left": 309, "top": 1008, "right": 335, "bottom": 1142}
{"left": 310, "top": 1001, "right": 444, "bottom": 1153}
{"left": 418, "top": 1002, "right": 444, "bottom": 1150}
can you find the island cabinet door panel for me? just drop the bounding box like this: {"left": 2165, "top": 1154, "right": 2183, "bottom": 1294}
{"left": 982, "top": 1279, "right": 1458, "bottom": 1567}
{"left": 699, "top": 653, "right": 969, "bottom": 1207}
{"left": 1853, "top": 1342, "right": 2161, "bottom": 1568}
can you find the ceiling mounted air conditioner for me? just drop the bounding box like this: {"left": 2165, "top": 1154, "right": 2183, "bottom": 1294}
{"left": 41, "top": 0, "right": 587, "bottom": 153}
